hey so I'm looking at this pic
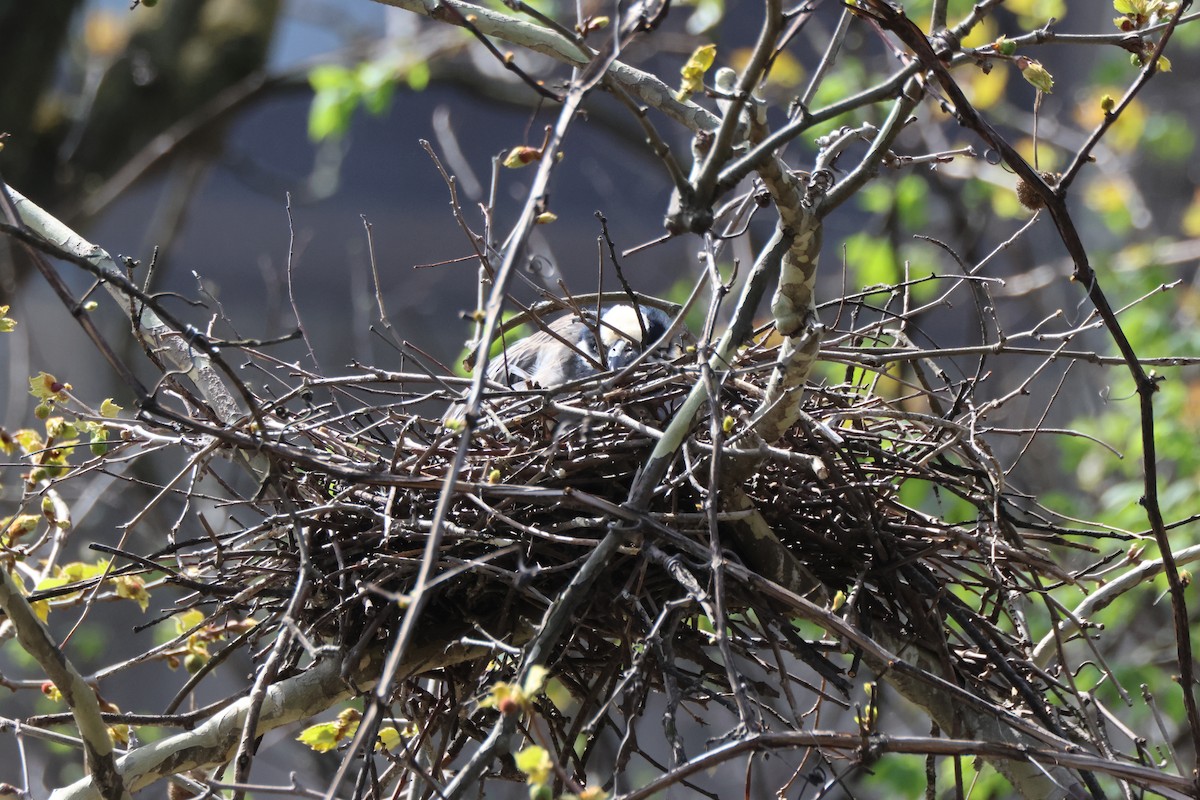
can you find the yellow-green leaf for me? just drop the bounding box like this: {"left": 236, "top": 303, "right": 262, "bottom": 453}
{"left": 29, "top": 372, "right": 69, "bottom": 402}
{"left": 31, "top": 599, "right": 50, "bottom": 623}
{"left": 58, "top": 560, "right": 109, "bottom": 583}
{"left": 1017, "top": 57, "right": 1054, "bottom": 93}
{"left": 676, "top": 44, "right": 717, "bottom": 102}
{"left": 100, "top": 399, "right": 122, "bottom": 418}
{"left": 45, "top": 417, "right": 79, "bottom": 439}
{"left": 523, "top": 665, "right": 549, "bottom": 696}
{"left": 1182, "top": 189, "right": 1200, "bottom": 237}
{"left": 334, "top": 707, "right": 362, "bottom": 733}
{"left": 376, "top": 726, "right": 402, "bottom": 752}
{"left": 406, "top": 61, "right": 430, "bottom": 92}
{"left": 174, "top": 608, "right": 207, "bottom": 634}
{"left": 307, "top": 65, "right": 359, "bottom": 141}
{"left": 3, "top": 515, "right": 41, "bottom": 545}
{"left": 41, "top": 492, "right": 71, "bottom": 531}
{"left": 297, "top": 721, "right": 343, "bottom": 753}
{"left": 579, "top": 14, "right": 609, "bottom": 33}
{"left": 502, "top": 146, "right": 542, "bottom": 168}
{"left": 297, "top": 708, "right": 361, "bottom": 753}
{"left": 108, "top": 723, "right": 131, "bottom": 746}
{"left": 515, "top": 745, "right": 553, "bottom": 785}
{"left": 376, "top": 721, "right": 417, "bottom": 751}
{"left": 115, "top": 575, "right": 150, "bottom": 611}
{"left": 478, "top": 680, "right": 527, "bottom": 714}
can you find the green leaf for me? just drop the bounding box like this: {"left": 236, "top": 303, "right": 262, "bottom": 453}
{"left": 89, "top": 431, "right": 109, "bottom": 457}
{"left": 356, "top": 62, "right": 395, "bottom": 114}
{"left": 308, "top": 65, "right": 361, "bottom": 140}
{"left": 406, "top": 61, "right": 431, "bottom": 91}
{"left": 308, "top": 64, "right": 355, "bottom": 92}
{"left": 308, "top": 90, "right": 357, "bottom": 140}
{"left": 845, "top": 232, "right": 900, "bottom": 291}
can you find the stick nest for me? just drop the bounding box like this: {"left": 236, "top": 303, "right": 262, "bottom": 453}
{"left": 121, "top": 334, "right": 1107, "bottom": 791}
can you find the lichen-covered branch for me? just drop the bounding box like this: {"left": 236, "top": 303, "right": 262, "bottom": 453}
{"left": 0, "top": 571, "right": 128, "bottom": 800}
{"left": 2, "top": 186, "right": 247, "bottom": 429}
{"left": 373, "top": 0, "right": 718, "bottom": 134}
{"left": 48, "top": 640, "right": 493, "bottom": 800}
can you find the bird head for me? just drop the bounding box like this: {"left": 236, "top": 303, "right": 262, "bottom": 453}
{"left": 599, "top": 305, "right": 678, "bottom": 371}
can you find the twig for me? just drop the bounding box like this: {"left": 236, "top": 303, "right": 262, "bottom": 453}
{"left": 613, "top": 730, "right": 1197, "bottom": 800}
{"left": 856, "top": 0, "right": 1200, "bottom": 776}
{"left": 325, "top": 56, "right": 594, "bottom": 800}
{"left": 230, "top": 525, "right": 315, "bottom": 796}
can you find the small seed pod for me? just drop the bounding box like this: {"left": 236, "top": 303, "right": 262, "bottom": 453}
{"left": 1016, "top": 171, "right": 1060, "bottom": 211}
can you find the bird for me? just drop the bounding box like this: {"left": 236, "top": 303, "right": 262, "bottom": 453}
{"left": 486, "top": 304, "right": 679, "bottom": 389}
{"left": 442, "top": 304, "right": 685, "bottom": 427}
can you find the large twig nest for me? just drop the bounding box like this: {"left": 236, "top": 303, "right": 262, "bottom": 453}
{"left": 138, "top": 334, "right": 1088, "bottom": 776}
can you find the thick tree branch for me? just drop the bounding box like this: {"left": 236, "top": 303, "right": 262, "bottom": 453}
{"left": 373, "top": 0, "right": 718, "bottom": 134}
{"left": 0, "top": 571, "right": 128, "bottom": 800}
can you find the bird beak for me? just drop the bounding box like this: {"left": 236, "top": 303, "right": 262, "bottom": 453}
{"left": 607, "top": 338, "right": 639, "bottom": 370}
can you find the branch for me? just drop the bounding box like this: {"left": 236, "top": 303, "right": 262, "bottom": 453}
{"left": 615, "top": 730, "right": 1196, "bottom": 800}
{"left": 0, "top": 186, "right": 249, "bottom": 431}
{"left": 372, "top": 0, "right": 718, "bottom": 134}
{"left": 856, "top": 0, "right": 1200, "bottom": 777}
{"left": 0, "top": 571, "right": 129, "bottom": 800}
{"left": 326, "top": 46, "right": 599, "bottom": 797}
{"left": 745, "top": 159, "right": 821, "bottom": 444}
{"left": 691, "top": 0, "right": 784, "bottom": 207}
{"left": 1033, "top": 543, "right": 1200, "bottom": 668}
{"left": 48, "top": 638, "right": 495, "bottom": 800}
